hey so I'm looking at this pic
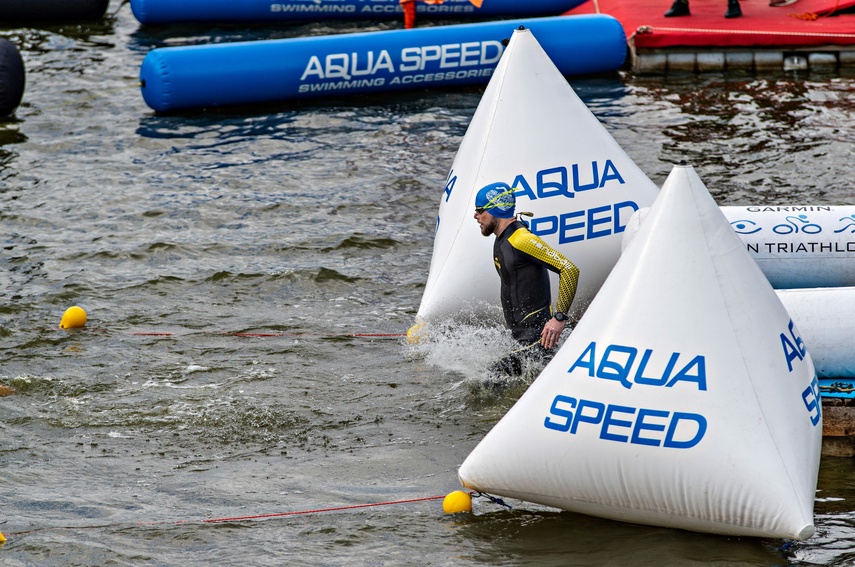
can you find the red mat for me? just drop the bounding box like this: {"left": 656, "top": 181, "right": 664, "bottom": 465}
{"left": 564, "top": 0, "right": 855, "bottom": 48}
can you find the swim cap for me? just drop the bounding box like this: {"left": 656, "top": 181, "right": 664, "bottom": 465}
{"left": 475, "top": 182, "right": 515, "bottom": 218}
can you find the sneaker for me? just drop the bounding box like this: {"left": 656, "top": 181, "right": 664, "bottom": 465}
{"left": 665, "top": 0, "right": 691, "bottom": 17}
{"left": 725, "top": 0, "right": 742, "bottom": 17}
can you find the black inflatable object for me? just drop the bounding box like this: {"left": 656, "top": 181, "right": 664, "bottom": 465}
{"left": 0, "top": 39, "right": 25, "bottom": 117}
{"left": 0, "top": 0, "right": 109, "bottom": 21}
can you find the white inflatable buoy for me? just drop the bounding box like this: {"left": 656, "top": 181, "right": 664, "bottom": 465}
{"left": 458, "top": 164, "right": 822, "bottom": 539}
{"left": 623, "top": 206, "right": 855, "bottom": 289}
{"left": 777, "top": 287, "right": 855, "bottom": 378}
{"left": 414, "top": 27, "right": 659, "bottom": 325}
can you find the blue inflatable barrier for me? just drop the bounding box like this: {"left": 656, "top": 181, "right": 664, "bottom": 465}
{"left": 131, "top": 0, "right": 587, "bottom": 25}
{"left": 0, "top": 39, "right": 26, "bottom": 117}
{"left": 139, "top": 15, "right": 628, "bottom": 112}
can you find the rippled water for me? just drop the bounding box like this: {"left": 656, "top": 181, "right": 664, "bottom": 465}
{"left": 2, "top": 2, "right": 854, "bottom": 565}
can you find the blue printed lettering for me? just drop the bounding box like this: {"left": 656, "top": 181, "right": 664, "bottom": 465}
{"left": 568, "top": 341, "right": 707, "bottom": 391}
{"left": 667, "top": 355, "right": 707, "bottom": 390}
{"left": 530, "top": 215, "right": 557, "bottom": 235}
{"left": 538, "top": 167, "right": 569, "bottom": 199}
{"left": 613, "top": 200, "right": 640, "bottom": 234}
{"left": 572, "top": 162, "right": 599, "bottom": 192}
{"left": 631, "top": 408, "right": 669, "bottom": 446}
{"left": 531, "top": 201, "right": 640, "bottom": 244}
{"left": 443, "top": 169, "right": 456, "bottom": 202}
{"left": 598, "top": 344, "right": 637, "bottom": 389}
{"left": 544, "top": 395, "right": 707, "bottom": 449}
{"left": 572, "top": 399, "right": 605, "bottom": 434}
{"left": 559, "top": 211, "right": 584, "bottom": 244}
{"left": 634, "top": 350, "right": 677, "bottom": 387}
{"left": 664, "top": 412, "right": 707, "bottom": 449}
{"left": 802, "top": 376, "right": 822, "bottom": 426}
{"left": 571, "top": 160, "right": 624, "bottom": 192}
{"left": 781, "top": 319, "right": 807, "bottom": 372}
{"left": 544, "top": 395, "right": 576, "bottom": 432}
{"left": 587, "top": 205, "right": 612, "bottom": 239}
{"left": 601, "top": 404, "right": 636, "bottom": 442}
{"left": 501, "top": 161, "right": 627, "bottom": 203}
{"left": 567, "top": 342, "right": 596, "bottom": 376}
{"left": 600, "top": 160, "right": 625, "bottom": 185}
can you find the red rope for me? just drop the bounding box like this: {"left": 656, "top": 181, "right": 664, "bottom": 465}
{"left": 791, "top": 0, "right": 843, "bottom": 20}
{"left": 223, "top": 332, "right": 405, "bottom": 338}
{"left": 124, "top": 331, "right": 406, "bottom": 338}
{"left": 204, "top": 495, "right": 446, "bottom": 523}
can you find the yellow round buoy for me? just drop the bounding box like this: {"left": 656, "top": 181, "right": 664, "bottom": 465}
{"left": 443, "top": 490, "right": 472, "bottom": 514}
{"left": 59, "top": 306, "right": 87, "bottom": 329}
{"left": 406, "top": 319, "right": 426, "bottom": 345}
{"left": 0, "top": 530, "right": 6, "bottom": 544}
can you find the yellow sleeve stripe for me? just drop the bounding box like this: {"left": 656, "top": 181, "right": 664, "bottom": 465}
{"left": 508, "top": 228, "right": 580, "bottom": 314}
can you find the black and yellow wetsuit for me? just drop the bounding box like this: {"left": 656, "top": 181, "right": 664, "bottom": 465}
{"left": 493, "top": 220, "right": 580, "bottom": 345}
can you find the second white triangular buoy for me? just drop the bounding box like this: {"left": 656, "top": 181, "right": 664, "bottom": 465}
{"left": 458, "top": 164, "right": 822, "bottom": 539}
{"left": 414, "top": 27, "right": 658, "bottom": 325}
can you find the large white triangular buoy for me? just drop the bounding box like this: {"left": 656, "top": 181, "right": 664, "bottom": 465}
{"left": 458, "top": 164, "right": 822, "bottom": 539}
{"left": 414, "top": 27, "right": 658, "bottom": 324}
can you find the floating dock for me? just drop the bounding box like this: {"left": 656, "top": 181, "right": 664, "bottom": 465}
{"left": 564, "top": 0, "right": 855, "bottom": 73}
{"left": 820, "top": 378, "right": 855, "bottom": 456}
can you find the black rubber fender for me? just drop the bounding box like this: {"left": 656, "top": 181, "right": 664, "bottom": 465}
{"left": 0, "top": 39, "right": 25, "bottom": 117}
{"left": 0, "top": 0, "right": 110, "bottom": 21}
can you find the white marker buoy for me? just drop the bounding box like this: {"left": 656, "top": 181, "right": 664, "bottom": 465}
{"left": 458, "top": 164, "right": 822, "bottom": 539}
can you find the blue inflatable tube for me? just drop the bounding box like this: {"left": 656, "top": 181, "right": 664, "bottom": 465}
{"left": 0, "top": 39, "right": 26, "bottom": 117}
{"left": 140, "top": 15, "right": 627, "bottom": 112}
{"left": 131, "top": 0, "right": 587, "bottom": 25}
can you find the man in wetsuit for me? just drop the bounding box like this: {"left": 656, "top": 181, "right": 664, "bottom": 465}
{"left": 474, "top": 182, "right": 580, "bottom": 375}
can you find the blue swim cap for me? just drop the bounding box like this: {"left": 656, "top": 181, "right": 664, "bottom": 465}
{"left": 475, "top": 182, "right": 515, "bottom": 219}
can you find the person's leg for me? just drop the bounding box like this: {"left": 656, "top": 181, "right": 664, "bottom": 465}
{"left": 490, "top": 352, "right": 524, "bottom": 377}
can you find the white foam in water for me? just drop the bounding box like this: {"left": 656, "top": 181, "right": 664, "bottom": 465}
{"left": 458, "top": 164, "right": 822, "bottom": 539}
{"left": 406, "top": 306, "right": 570, "bottom": 388}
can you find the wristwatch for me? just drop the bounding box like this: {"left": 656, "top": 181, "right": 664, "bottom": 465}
{"left": 553, "top": 311, "right": 567, "bottom": 322}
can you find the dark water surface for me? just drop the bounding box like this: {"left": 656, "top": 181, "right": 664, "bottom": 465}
{"left": 2, "top": 2, "right": 854, "bottom": 565}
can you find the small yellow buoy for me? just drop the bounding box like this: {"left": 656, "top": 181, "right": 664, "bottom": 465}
{"left": 0, "top": 530, "right": 6, "bottom": 544}
{"left": 443, "top": 490, "right": 472, "bottom": 514}
{"left": 406, "top": 318, "right": 427, "bottom": 345}
{"left": 59, "top": 306, "right": 87, "bottom": 329}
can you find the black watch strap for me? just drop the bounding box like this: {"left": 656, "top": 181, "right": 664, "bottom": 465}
{"left": 554, "top": 311, "right": 567, "bottom": 322}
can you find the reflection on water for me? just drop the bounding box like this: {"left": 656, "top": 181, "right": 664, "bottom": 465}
{"left": 1, "top": 1, "right": 855, "bottom": 565}
{"left": 458, "top": 509, "right": 793, "bottom": 567}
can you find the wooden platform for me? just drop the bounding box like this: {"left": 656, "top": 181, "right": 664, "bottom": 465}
{"left": 564, "top": 0, "right": 855, "bottom": 73}
{"left": 822, "top": 397, "right": 855, "bottom": 457}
